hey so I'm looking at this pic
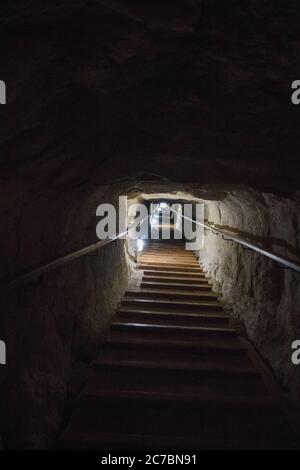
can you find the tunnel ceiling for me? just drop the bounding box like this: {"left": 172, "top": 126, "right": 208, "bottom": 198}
{"left": 1, "top": 0, "right": 300, "bottom": 193}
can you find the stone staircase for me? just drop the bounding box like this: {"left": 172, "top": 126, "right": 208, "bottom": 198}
{"left": 61, "top": 241, "right": 295, "bottom": 449}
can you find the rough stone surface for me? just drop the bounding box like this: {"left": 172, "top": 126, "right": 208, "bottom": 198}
{"left": 198, "top": 189, "right": 300, "bottom": 397}
{"left": 0, "top": 184, "right": 130, "bottom": 449}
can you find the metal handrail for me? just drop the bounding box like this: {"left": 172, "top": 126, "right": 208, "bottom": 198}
{"left": 170, "top": 207, "right": 300, "bottom": 274}
{"left": 2, "top": 216, "right": 150, "bottom": 289}
{"left": 3, "top": 205, "right": 299, "bottom": 290}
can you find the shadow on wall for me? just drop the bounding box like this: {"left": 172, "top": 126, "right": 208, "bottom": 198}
{"left": 0, "top": 183, "right": 131, "bottom": 449}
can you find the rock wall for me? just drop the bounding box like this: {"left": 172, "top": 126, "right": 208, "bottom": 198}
{"left": 0, "top": 183, "right": 130, "bottom": 449}
{"left": 1, "top": 181, "right": 299, "bottom": 448}
{"left": 198, "top": 188, "right": 300, "bottom": 398}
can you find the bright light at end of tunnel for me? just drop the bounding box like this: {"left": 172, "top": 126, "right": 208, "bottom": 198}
{"left": 159, "top": 203, "right": 168, "bottom": 209}
{"left": 137, "top": 239, "right": 144, "bottom": 252}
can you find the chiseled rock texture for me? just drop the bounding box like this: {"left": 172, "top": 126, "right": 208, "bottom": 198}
{"left": 199, "top": 189, "right": 300, "bottom": 397}
{"left": 0, "top": 184, "right": 130, "bottom": 449}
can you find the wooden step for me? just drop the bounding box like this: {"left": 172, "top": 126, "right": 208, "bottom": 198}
{"left": 142, "top": 249, "right": 195, "bottom": 253}
{"left": 141, "top": 250, "right": 196, "bottom": 255}
{"left": 140, "top": 260, "right": 198, "bottom": 264}
{"left": 109, "top": 327, "right": 240, "bottom": 346}
{"left": 140, "top": 259, "right": 198, "bottom": 264}
{"left": 61, "top": 395, "right": 289, "bottom": 445}
{"left": 122, "top": 298, "right": 223, "bottom": 312}
{"left": 93, "top": 357, "right": 257, "bottom": 377}
{"left": 100, "top": 344, "right": 249, "bottom": 365}
{"left": 117, "top": 308, "right": 228, "bottom": 324}
{"left": 139, "top": 259, "right": 201, "bottom": 264}
{"left": 138, "top": 265, "right": 204, "bottom": 273}
{"left": 140, "top": 254, "right": 197, "bottom": 260}
{"left": 111, "top": 322, "right": 237, "bottom": 339}
{"left": 144, "top": 249, "right": 187, "bottom": 253}
{"left": 143, "top": 269, "right": 207, "bottom": 278}
{"left": 143, "top": 275, "right": 210, "bottom": 285}
{"left": 104, "top": 335, "right": 246, "bottom": 356}
{"left": 101, "top": 332, "right": 247, "bottom": 362}
{"left": 142, "top": 254, "right": 193, "bottom": 259}
{"left": 125, "top": 289, "right": 219, "bottom": 301}
{"left": 115, "top": 311, "right": 229, "bottom": 328}
{"left": 81, "top": 389, "right": 280, "bottom": 409}
{"left": 86, "top": 363, "right": 268, "bottom": 396}
{"left": 141, "top": 281, "right": 212, "bottom": 291}
{"left": 144, "top": 247, "right": 189, "bottom": 251}
{"left": 138, "top": 261, "right": 201, "bottom": 268}
{"left": 143, "top": 250, "right": 190, "bottom": 255}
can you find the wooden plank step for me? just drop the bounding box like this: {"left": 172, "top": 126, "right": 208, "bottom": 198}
{"left": 140, "top": 259, "right": 198, "bottom": 264}
{"left": 99, "top": 345, "right": 249, "bottom": 365}
{"left": 61, "top": 399, "right": 289, "bottom": 444}
{"left": 142, "top": 254, "right": 192, "bottom": 258}
{"left": 114, "top": 312, "right": 228, "bottom": 328}
{"left": 81, "top": 390, "right": 280, "bottom": 409}
{"left": 122, "top": 298, "right": 223, "bottom": 311}
{"left": 142, "top": 248, "right": 194, "bottom": 252}
{"left": 144, "top": 247, "right": 192, "bottom": 251}
{"left": 142, "top": 249, "right": 194, "bottom": 254}
{"left": 138, "top": 261, "right": 201, "bottom": 268}
{"left": 86, "top": 364, "right": 269, "bottom": 396}
{"left": 93, "top": 357, "right": 257, "bottom": 377}
{"left": 139, "top": 264, "right": 202, "bottom": 270}
{"left": 138, "top": 265, "right": 204, "bottom": 272}
{"left": 142, "top": 276, "right": 210, "bottom": 285}
{"left": 104, "top": 336, "right": 246, "bottom": 356}
{"left": 144, "top": 249, "right": 187, "bottom": 253}
{"left": 125, "top": 289, "right": 219, "bottom": 301}
{"left": 140, "top": 254, "right": 197, "bottom": 259}
{"left": 117, "top": 307, "right": 228, "bottom": 323}
{"left": 141, "top": 281, "right": 212, "bottom": 291}
{"left": 139, "top": 255, "right": 200, "bottom": 267}
{"left": 111, "top": 322, "right": 237, "bottom": 339}
{"left": 144, "top": 247, "right": 188, "bottom": 250}
{"left": 140, "top": 260, "right": 198, "bottom": 264}
{"left": 139, "top": 259, "right": 201, "bottom": 264}
{"left": 142, "top": 249, "right": 195, "bottom": 254}
{"left": 143, "top": 270, "right": 207, "bottom": 278}
{"left": 108, "top": 326, "right": 235, "bottom": 343}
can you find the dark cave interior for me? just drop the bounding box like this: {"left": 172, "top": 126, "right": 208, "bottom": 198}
{"left": 0, "top": 0, "right": 300, "bottom": 450}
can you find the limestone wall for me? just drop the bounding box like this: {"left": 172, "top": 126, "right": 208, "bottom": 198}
{"left": 198, "top": 189, "right": 300, "bottom": 398}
